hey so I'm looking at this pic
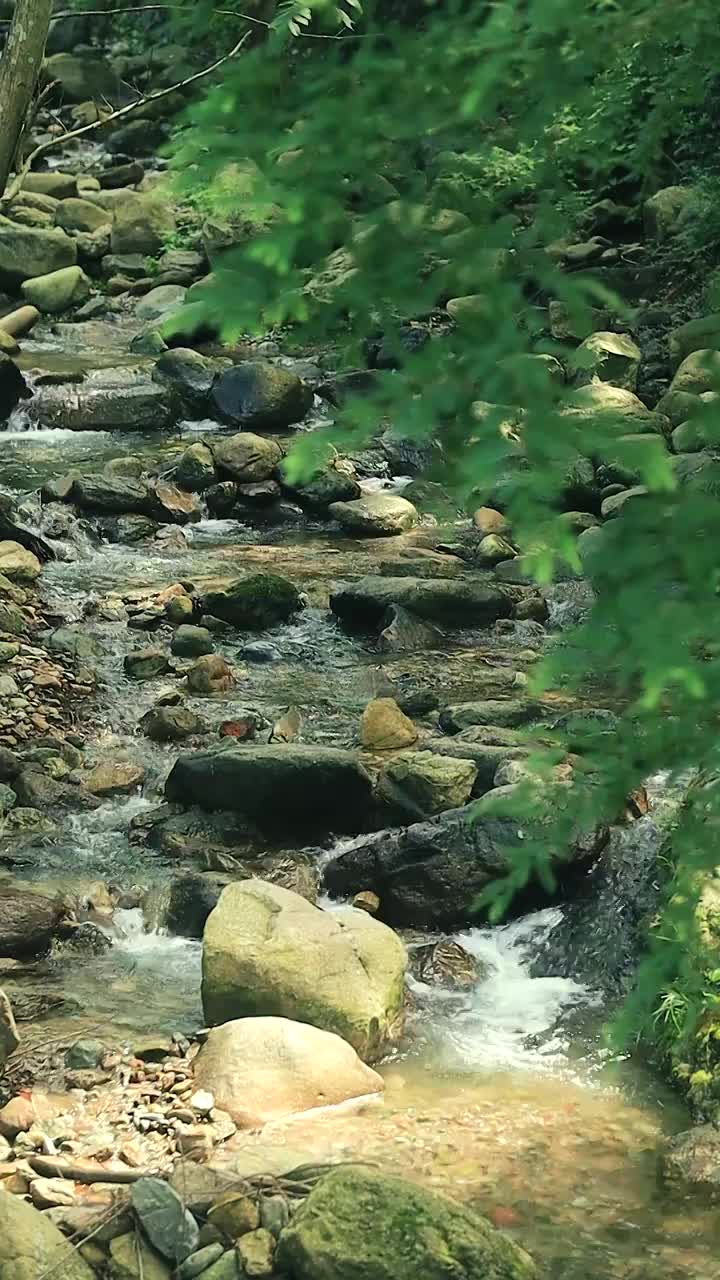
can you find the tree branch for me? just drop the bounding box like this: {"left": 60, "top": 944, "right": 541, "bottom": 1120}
{"left": 0, "top": 4, "right": 365, "bottom": 39}
{"left": 1, "top": 28, "right": 251, "bottom": 206}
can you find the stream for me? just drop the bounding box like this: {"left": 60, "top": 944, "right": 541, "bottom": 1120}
{"left": 2, "top": 332, "right": 719, "bottom": 1280}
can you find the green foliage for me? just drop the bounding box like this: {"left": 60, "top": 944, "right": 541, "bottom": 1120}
{"left": 165, "top": 0, "right": 720, "bottom": 1062}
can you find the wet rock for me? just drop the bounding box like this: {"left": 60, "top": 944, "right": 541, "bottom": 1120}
{"left": 330, "top": 576, "right": 511, "bottom": 629}
{"left": 661, "top": 1125, "right": 720, "bottom": 1197}
{"left": 241, "top": 640, "right": 281, "bottom": 664}
{"left": 330, "top": 493, "right": 418, "bottom": 536}
{"left": 13, "top": 770, "right": 100, "bottom": 813}
{"left": 0, "top": 541, "right": 40, "bottom": 582}
{"left": 278, "top": 461, "right": 361, "bottom": 511}
{"left": 166, "top": 745, "right": 376, "bottom": 836}
{"left": 202, "top": 573, "right": 301, "bottom": 630}
{"left": 202, "top": 879, "right": 406, "bottom": 1057}
{"left": 84, "top": 760, "right": 144, "bottom": 796}
{"left": 65, "top": 1038, "right": 104, "bottom": 1070}
{"left": 37, "top": 369, "right": 175, "bottom": 433}
{"left": 186, "top": 653, "right": 234, "bottom": 694}
{"left": 72, "top": 474, "right": 149, "bottom": 515}
{"left": 212, "top": 432, "right": 282, "bottom": 482}
{"left": 140, "top": 706, "right": 207, "bottom": 742}
{"left": 237, "top": 1229, "right": 274, "bottom": 1277}
{"left": 153, "top": 348, "right": 220, "bottom": 409}
{"left": 193, "top": 1016, "right": 384, "bottom": 1127}
{"left": 166, "top": 594, "right": 195, "bottom": 624}
{"left": 439, "top": 698, "right": 541, "bottom": 731}
{"left": 110, "top": 194, "right": 176, "bottom": 256}
{"left": 276, "top": 1167, "right": 537, "bottom": 1280}
{"left": 360, "top": 697, "right": 418, "bottom": 750}
{"left": 166, "top": 873, "right": 228, "bottom": 938}
{"left": 0, "top": 355, "right": 30, "bottom": 420}
{"left": 0, "top": 216, "right": 76, "bottom": 287}
{"left": 409, "top": 938, "right": 480, "bottom": 989}
{"left": 176, "top": 442, "right": 217, "bottom": 492}
{"left": 131, "top": 1177, "right": 199, "bottom": 1264}
{"left": 109, "top": 1232, "right": 172, "bottom": 1280}
{"left": 21, "top": 265, "right": 91, "bottom": 314}
{"left": 322, "top": 803, "right": 605, "bottom": 929}
{"left": 48, "top": 626, "right": 100, "bottom": 659}
{"left": 124, "top": 648, "right": 170, "bottom": 680}
{"left": 147, "top": 481, "right": 201, "bottom": 525}
{"left": 378, "top": 751, "right": 478, "bottom": 818}
{"left": 0, "top": 783, "right": 16, "bottom": 814}
{"left": 171, "top": 624, "right": 214, "bottom": 658}
{"left": 0, "top": 889, "right": 67, "bottom": 957}
{"left": 530, "top": 817, "right": 666, "bottom": 997}
{"left": 0, "top": 1190, "right": 95, "bottom": 1279}
{"left": 211, "top": 361, "right": 313, "bottom": 430}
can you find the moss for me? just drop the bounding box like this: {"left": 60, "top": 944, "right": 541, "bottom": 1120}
{"left": 277, "top": 1167, "right": 537, "bottom": 1280}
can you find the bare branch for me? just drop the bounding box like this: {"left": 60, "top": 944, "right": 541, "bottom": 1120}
{"left": 0, "top": 4, "right": 366, "bottom": 39}
{"left": 1, "top": 29, "right": 251, "bottom": 206}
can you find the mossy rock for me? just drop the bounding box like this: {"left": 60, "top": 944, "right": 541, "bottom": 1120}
{"left": 276, "top": 1166, "right": 537, "bottom": 1280}
{"left": 202, "top": 573, "right": 302, "bottom": 630}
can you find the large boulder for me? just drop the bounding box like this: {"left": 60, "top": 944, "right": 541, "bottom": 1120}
{"left": 330, "top": 575, "right": 511, "bottom": 629}
{"left": 136, "top": 284, "right": 187, "bottom": 323}
{"left": 378, "top": 751, "right": 478, "bottom": 818}
{"left": 71, "top": 474, "right": 149, "bottom": 514}
{"left": 0, "top": 541, "right": 40, "bottom": 582}
{"left": 211, "top": 361, "right": 313, "bottom": 430}
{"left": 21, "top": 265, "right": 91, "bottom": 314}
{"left": 330, "top": 493, "right": 418, "bottom": 536}
{"left": 0, "top": 889, "right": 68, "bottom": 957}
{"left": 35, "top": 368, "right": 175, "bottom": 432}
{"left": 661, "top": 1125, "right": 720, "bottom": 1196}
{"left": 669, "top": 350, "right": 720, "bottom": 396}
{"left": 0, "top": 353, "right": 29, "bottom": 419}
{"left": 669, "top": 315, "right": 720, "bottom": 370}
{"left": 152, "top": 347, "right": 217, "bottom": 412}
{"left": 0, "top": 216, "right": 76, "bottom": 287}
{"left": 322, "top": 802, "right": 605, "bottom": 929}
{"left": 644, "top": 185, "right": 696, "bottom": 241}
{"left": 0, "top": 1190, "right": 95, "bottom": 1280}
{"left": 202, "top": 573, "right": 301, "bottom": 629}
{"left": 193, "top": 1017, "right": 384, "bottom": 1127}
{"left": 175, "top": 442, "right": 217, "bottom": 491}
{"left": 44, "top": 51, "right": 130, "bottom": 103}
{"left": 572, "top": 331, "right": 641, "bottom": 390}
{"left": 212, "top": 432, "right": 282, "bottom": 482}
{"left": 201, "top": 880, "right": 406, "bottom": 1058}
{"left": 165, "top": 745, "right": 376, "bottom": 836}
{"left": 279, "top": 461, "right": 361, "bottom": 511}
{"left": 276, "top": 1167, "right": 536, "bottom": 1280}
{"left": 55, "top": 197, "right": 110, "bottom": 234}
{"left": 563, "top": 382, "right": 667, "bottom": 434}
{"left": 110, "top": 194, "right": 176, "bottom": 255}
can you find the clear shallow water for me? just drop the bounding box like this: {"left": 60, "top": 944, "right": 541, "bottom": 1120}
{"left": 1, "top": 384, "right": 713, "bottom": 1279}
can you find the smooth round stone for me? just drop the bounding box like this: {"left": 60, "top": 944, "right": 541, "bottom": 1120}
{"left": 241, "top": 641, "right": 282, "bottom": 664}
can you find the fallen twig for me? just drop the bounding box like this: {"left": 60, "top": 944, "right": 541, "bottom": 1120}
{"left": 28, "top": 1154, "right": 158, "bottom": 1183}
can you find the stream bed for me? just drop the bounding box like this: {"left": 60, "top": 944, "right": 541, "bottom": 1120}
{"left": 1, "top": 342, "right": 718, "bottom": 1280}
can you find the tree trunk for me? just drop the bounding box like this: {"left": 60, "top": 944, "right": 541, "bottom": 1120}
{"left": 0, "top": 0, "right": 53, "bottom": 197}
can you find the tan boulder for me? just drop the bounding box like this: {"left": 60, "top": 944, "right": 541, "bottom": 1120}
{"left": 193, "top": 1016, "right": 384, "bottom": 1128}
{"left": 84, "top": 761, "right": 145, "bottom": 796}
{"left": 472, "top": 506, "right": 508, "bottom": 534}
{"left": 360, "top": 697, "right": 418, "bottom": 751}
{"left": 202, "top": 880, "right": 407, "bottom": 1059}
{"left": 0, "top": 542, "right": 41, "bottom": 582}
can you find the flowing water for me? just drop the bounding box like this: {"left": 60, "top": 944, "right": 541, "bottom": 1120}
{"left": 2, "top": 335, "right": 717, "bottom": 1279}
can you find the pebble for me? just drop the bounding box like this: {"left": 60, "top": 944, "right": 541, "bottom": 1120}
{"left": 30, "top": 1175, "right": 77, "bottom": 1208}
{"left": 190, "top": 1089, "right": 214, "bottom": 1116}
